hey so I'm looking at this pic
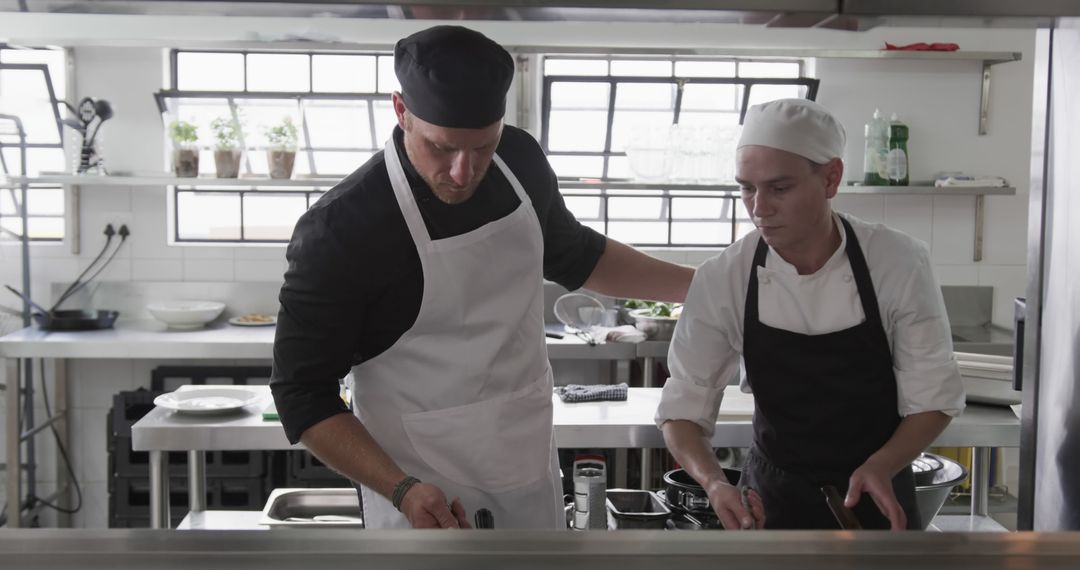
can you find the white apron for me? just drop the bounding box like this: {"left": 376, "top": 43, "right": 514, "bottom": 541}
{"left": 346, "top": 135, "right": 563, "bottom": 529}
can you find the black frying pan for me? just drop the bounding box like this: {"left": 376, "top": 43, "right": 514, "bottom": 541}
{"left": 33, "top": 309, "right": 119, "bottom": 331}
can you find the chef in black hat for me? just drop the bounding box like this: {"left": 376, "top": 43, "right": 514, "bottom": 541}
{"left": 271, "top": 26, "right": 694, "bottom": 529}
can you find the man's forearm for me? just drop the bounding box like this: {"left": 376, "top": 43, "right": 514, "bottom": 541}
{"left": 864, "top": 411, "right": 952, "bottom": 475}
{"left": 300, "top": 412, "right": 407, "bottom": 498}
{"left": 661, "top": 419, "right": 732, "bottom": 488}
{"left": 583, "top": 239, "right": 694, "bottom": 303}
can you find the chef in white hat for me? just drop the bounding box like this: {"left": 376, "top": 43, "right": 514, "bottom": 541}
{"left": 656, "top": 99, "right": 965, "bottom": 530}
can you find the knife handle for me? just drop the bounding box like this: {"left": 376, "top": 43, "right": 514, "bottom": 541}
{"left": 474, "top": 508, "right": 494, "bottom": 529}
{"left": 821, "top": 485, "right": 862, "bottom": 530}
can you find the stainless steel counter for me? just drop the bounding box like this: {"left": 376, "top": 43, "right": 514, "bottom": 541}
{"left": 0, "top": 321, "right": 637, "bottom": 528}
{"left": 3, "top": 529, "right": 1079, "bottom": 570}
{"left": 130, "top": 385, "right": 1019, "bottom": 529}
{"left": 132, "top": 386, "right": 1019, "bottom": 451}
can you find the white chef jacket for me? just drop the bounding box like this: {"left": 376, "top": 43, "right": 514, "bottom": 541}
{"left": 656, "top": 211, "right": 965, "bottom": 436}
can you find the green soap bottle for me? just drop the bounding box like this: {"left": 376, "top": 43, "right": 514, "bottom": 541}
{"left": 886, "top": 113, "right": 909, "bottom": 186}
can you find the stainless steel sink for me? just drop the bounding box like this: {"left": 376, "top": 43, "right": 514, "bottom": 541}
{"left": 260, "top": 488, "right": 364, "bottom": 528}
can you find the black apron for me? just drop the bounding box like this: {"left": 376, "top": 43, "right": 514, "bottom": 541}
{"left": 740, "top": 217, "right": 920, "bottom": 530}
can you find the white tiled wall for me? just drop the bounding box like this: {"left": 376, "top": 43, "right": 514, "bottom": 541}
{"left": 0, "top": 24, "right": 1036, "bottom": 528}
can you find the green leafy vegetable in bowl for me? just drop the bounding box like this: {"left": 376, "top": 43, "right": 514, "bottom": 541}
{"left": 622, "top": 299, "right": 682, "bottom": 318}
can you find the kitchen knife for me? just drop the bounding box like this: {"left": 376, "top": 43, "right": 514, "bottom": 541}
{"left": 821, "top": 485, "right": 862, "bottom": 530}
{"left": 474, "top": 508, "right": 494, "bottom": 529}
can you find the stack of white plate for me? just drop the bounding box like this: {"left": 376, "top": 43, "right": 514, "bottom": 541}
{"left": 954, "top": 351, "right": 1019, "bottom": 405}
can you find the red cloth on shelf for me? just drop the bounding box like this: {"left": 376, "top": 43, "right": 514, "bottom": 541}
{"left": 884, "top": 42, "right": 960, "bottom": 52}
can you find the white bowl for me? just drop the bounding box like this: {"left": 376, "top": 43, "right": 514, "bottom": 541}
{"left": 147, "top": 300, "right": 226, "bottom": 330}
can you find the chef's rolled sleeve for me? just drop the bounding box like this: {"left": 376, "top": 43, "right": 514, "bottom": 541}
{"left": 271, "top": 203, "right": 360, "bottom": 444}
{"left": 887, "top": 241, "right": 966, "bottom": 417}
{"left": 655, "top": 261, "right": 741, "bottom": 436}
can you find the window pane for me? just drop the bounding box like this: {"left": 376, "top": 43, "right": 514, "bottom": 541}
{"left": 608, "top": 196, "right": 663, "bottom": 219}
{"left": 176, "top": 52, "right": 245, "bottom": 91}
{"left": 547, "top": 111, "right": 608, "bottom": 152}
{"left": 672, "top": 197, "right": 724, "bottom": 219}
{"left": 238, "top": 100, "right": 301, "bottom": 148}
{"left": 3, "top": 147, "right": 66, "bottom": 176}
{"left": 312, "top": 151, "right": 372, "bottom": 175}
{"left": 606, "top": 155, "right": 630, "bottom": 179}
{"left": 1, "top": 215, "right": 63, "bottom": 240}
{"left": 242, "top": 193, "right": 307, "bottom": 240}
{"left": 671, "top": 221, "right": 725, "bottom": 244}
{"left": 681, "top": 84, "right": 739, "bottom": 112}
{"left": 545, "top": 59, "right": 607, "bottom": 76}
{"left": 563, "top": 196, "right": 602, "bottom": 220}
{"left": 373, "top": 100, "right": 396, "bottom": 144}
{"left": 608, "top": 221, "right": 667, "bottom": 244}
{"left": 547, "top": 154, "right": 604, "bottom": 179}
{"left": 171, "top": 99, "right": 231, "bottom": 149}
{"left": 610, "top": 60, "right": 672, "bottom": 77}
{"left": 747, "top": 84, "right": 802, "bottom": 107}
{"left": 377, "top": 55, "right": 400, "bottom": 93}
{"left": 611, "top": 110, "right": 673, "bottom": 153}
{"left": 614, "top": 83, "right": 675, "bottom": 110}
{"left": 305, "top": 101, "right": 370, "bottom": 148}
{"left": 550, "top": 82, "right": 609, "bottom": 109}
{"left": 0, "top": 68, "right": 50, "bottom": 99}
{"left": 247, "top": 54, "right": 310, "bottom": 92}
{"left": 1, "top": 48, "right": 66, "bottom": 96}
{"left": 312, "top": 55, "right": 377, "bottom": 93}
{"left": 27, "top": 187, "right": 64, "bottom": 215}
{"left": 0, "top": 100, "right": 60, "bottom": 144}
{"left": 176, "top": 192, "right": 241, "bottom": 240}
{"left": 675, "top": 60, "right": 735, "bottom": 78}
{"left": 735, "top": 199, "right": 754, "bottom": 238}
{"left": 739, "top": 61, "right": 800, "bottom": 78}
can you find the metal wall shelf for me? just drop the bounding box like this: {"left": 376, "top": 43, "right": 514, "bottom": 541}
{"left": 5, "top": 173, "right": 1014, "bottom": 262}
{"left": 559, "top": 179, "right": 1014, "bottom": 262}
{"left": 5, "top": 174, "right": 341, "bottom": 188}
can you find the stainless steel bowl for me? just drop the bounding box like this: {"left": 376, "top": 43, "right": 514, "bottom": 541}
{"left": 913, "top": 452, "right": 968, "bottom": 529}
{"left": 629, "top": 309, "right": 678, "bottom": 340}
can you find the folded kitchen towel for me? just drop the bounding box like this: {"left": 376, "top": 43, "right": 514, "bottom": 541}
{"left": 934, "top": 175, "right": 1008, "bottom": 188}
{"left": 555, "top": 383, "right": 629, "bottom": 403}
{"left": 597, "top": 325, "right": 647, "bottom": 344}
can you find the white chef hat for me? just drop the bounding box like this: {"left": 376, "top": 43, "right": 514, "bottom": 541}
{"left": 737, "top": 98, "right": 846, "bottom": 164}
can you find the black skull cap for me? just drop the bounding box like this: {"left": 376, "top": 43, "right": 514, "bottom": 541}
{"left": 395, "top": 25, "right": 514, "bottom": 129}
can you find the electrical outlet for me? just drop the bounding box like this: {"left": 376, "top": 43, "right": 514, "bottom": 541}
{"left": 104, "top": 212, "right": 133, "bottom": 234}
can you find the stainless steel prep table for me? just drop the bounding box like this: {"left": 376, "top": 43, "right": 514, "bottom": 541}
{"left": 0, "top": 320, "right": 635, "bottom": 528}
{"left": 131, "top": 385, "right": 1020, "bottom": 529}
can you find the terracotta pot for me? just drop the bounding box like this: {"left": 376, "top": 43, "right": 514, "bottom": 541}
{"left": 268, "top": 149, "right": 296, "bottom": 179}
{"left": 173, "top": 148, "right": 199, "bottom": 178}
{"left": 214, "top": 149, "right": 242, "bottom": 178}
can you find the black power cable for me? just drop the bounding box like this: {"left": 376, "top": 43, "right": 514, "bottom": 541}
{"left": 28, "top": 358, "right": 83, "bottom": 516}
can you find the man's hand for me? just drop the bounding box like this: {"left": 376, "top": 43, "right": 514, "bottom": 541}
{"left": 399, "top": 483, "right": 473, "bottom": 529}
{"left": 704, "top": 479, "right": 764, "bottom": 530}
{"left": 845, "top": 460, "right": 906, "bottom": 530}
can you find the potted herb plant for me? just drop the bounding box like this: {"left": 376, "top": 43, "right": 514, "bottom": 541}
{"left": 210, "top": 115, "right": 243, "bottom": 178}
{"left": 265, "top": 116, "right": 298, "bottom": 179}
{"left": 168, "top": 120, "right": 199, "bottom": 178}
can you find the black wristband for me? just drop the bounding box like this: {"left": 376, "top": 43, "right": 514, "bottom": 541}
{"left": 391, "top": 475, "right": 421, "bottom": 511}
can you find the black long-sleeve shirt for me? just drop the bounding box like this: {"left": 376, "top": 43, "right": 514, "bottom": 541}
{"left": 271, "top": 125, "right": 607, "bottom": 444}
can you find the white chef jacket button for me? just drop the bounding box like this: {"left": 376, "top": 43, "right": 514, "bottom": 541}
{"left": 843, "top": 274, "right": 853, "bottom": 283}
{"left": 760, "top": 276, "right": 770, "bottom": 285}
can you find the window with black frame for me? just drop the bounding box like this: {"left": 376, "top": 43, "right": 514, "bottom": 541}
{"left": 159, "top": 49, "right": 397, "bottom": 243}
{"left": 0, "top": 47, "right": 67, "bottom": 242}
{"left": 541, "top": 56, "right": 818, "bottom": 247}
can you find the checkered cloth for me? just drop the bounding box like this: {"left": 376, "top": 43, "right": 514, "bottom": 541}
{"left": 555, "top": 383, "right": 629, "bottom": 403}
